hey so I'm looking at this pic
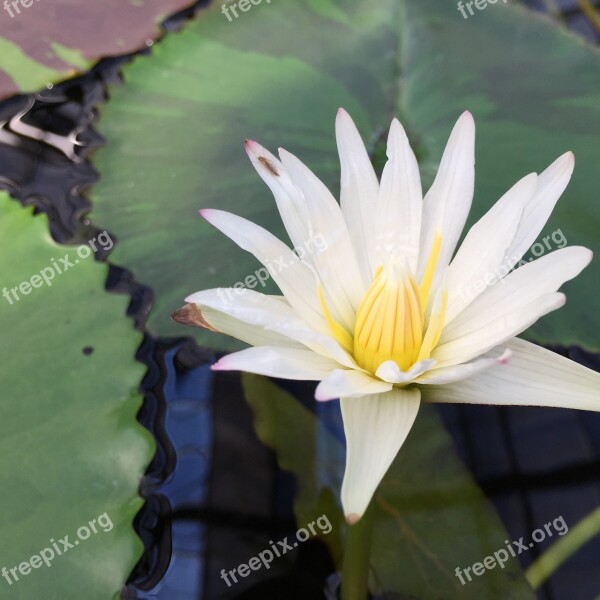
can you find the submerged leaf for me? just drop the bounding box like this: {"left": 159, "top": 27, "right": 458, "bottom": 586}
{"left": 242, "top": 374, "right": 534, "bottom": 597}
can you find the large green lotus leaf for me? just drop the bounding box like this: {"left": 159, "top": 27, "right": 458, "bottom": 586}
{"left": 0, "top": 0, "right": 196, "bottom": 97}
{"left": 90, "top": 0, "right": 599, "bottom": 351}
{"left": 401, "top": 0, "right": 600, "bottom": 351}
{"left": 243, "top": 374, "right": 534, "bottom": 598}
{"left": 0, "top": 192, "right": 153, "bottom": 599}
{"left": 89, "top": 0, "right": 397, "bottom": 350}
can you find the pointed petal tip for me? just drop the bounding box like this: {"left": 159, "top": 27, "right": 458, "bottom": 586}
{"left": 244, "top": 139, "right": 257, "bottom": 157}
{"left": 546, "top": 151, "right": 575, "bottom": 179}
{"left": 199, "top": 208, "right": 222, "bottom": 224}
{"left": 574, "top": 247, "right": 594, "bottom": 269}
{"left": 315, "top": 395, "right": 337, "bottom": 402}
{"left": 556, "top": 150, "right": 576, "bottom": 172}
{"left": 345, "top": 513, "right": 362, "bottom": 525}
{"left": 388, "top": 117, "right": 406, "bottom": 136}
{"left": 244, "top": 139, "right": 270, "bottom": 161}
{"left": 337, "top": 107, "right": 348, "bottom": 118}
{"left": 496, "top": 348, "right": 513, "bottom": 365}
{"left": 277, "top": 146, "right": 291, "bottom": 159}
{"left": 171, "top": 304, "right": 200, "bottom": 327}
{"left": 455, "top": 110, "right": 475, "bottom": 135}
{"left": 557, "top": 150, "right": 575, "bottom": 166}
{"left": 314, "top": 387, "right": 337, "bottom": 402}
{"left": 171, "top": 303, "right": 219, "bottom": 332}
{"left": 447, "top": 110, "right": 475, "bottom": 143}
{"left": 211, "top": 355, "right": 234, "bottom": 371}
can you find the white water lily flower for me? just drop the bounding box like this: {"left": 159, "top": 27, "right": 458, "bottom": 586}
{"left": 174, "top": 109, "right": 600, "bottom": 524}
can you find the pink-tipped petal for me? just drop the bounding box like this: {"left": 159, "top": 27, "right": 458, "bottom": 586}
{"left": 423, "top": 338, "right": 600, "bottom": 411}
{"left": 209, "top": 346, "right": 338, "bottom": 380}
{"left": 341, "top": 388, "right": 421, "bottom": 522}
{"left": 417, "top": 349, "right": 512, "bottom": 385}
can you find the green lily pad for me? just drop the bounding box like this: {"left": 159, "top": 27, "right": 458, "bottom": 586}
{"left": 401, "top": 0, "right": 600, "bottom": 351}
{"left": 0, "top": 192, "right": 153, "bottom": 599}
{"left": 0, "top": 0, "right": 196, "bottom": 97}
{"left": 243, "top": 374, "right": 534, "bottom": 598}
{"left": 90, "top": 0, "right": 599, "bottom": 352}
{"left": 89, "top": 0, "right": 396, "bottom": 350}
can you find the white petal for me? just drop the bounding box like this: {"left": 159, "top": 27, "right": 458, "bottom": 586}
{"left": 187, "top": 304, "right": 304, "bottom": 349}
{"left": 422, "top": 338, "right": 600, "bottom": 411}
{"left": 336, "top": 108, "right": 379, "bottom": 282}
{"left": 213, "top": 346, "right": 338, "bottom": 380}
{"left": 245, "top": 140, "right": 310, "bottom": 251}
{"left": 433, "top": 292, "right": 565, "bottom": 367}
{"left": 443, "top": 173, "right": 536, "bottom": 324}
{"left": 375, "top": 359, "right": 436, "bottom": 383}
{"left": 416, "top": 349, "right": 511, "bottom": 385}
{"left": 441, "top": 246, "right": 593, "bottom": 343}
{"left": 373, "top": 118, "right": 422, "bottom": 273}
{"left": 186, "top": 288, "right": 355, "bottom": 367}
{"left": 417, "top": 111, "right": 475, "bottom": 285}
{"left": 200, "top": 209, "right": 326, "bottom": 332}
{"left": 315, "top": 369, "right": 392, "bottom": 401}
{"left": 279, "top": 148, "right": 365, "bottom": 328}
{"left": 506, "top": 152, "right": 575, "bottom": 262}
{"left": 341, "top": 388, "right": 420, "bottom": 522}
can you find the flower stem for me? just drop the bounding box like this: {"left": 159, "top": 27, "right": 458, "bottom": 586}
{"left": 525, "top": 506, "right": 600, "bottom": 589}
{"left": 341, "top": 506, "right": 374, "bottom": 600}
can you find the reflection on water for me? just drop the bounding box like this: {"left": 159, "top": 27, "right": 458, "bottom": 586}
{"left": 131, "top": 340, "right": 215, "bottom": 599}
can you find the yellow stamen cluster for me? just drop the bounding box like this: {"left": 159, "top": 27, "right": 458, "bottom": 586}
{"left": 320, "top": 233, "right": 446, "bottom": 377}
{"left": 354, "top": 262, "right": 423, "bottom": 372}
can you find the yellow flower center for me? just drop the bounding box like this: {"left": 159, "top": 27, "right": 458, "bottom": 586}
{"left": 353, "top": 262, "right": 423, "bottom": 372}
{"left": 319, "top": 232, "right": 447, "bottom": 376}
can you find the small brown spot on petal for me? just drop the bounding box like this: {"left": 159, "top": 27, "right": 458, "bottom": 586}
{"left": 258, "top": 156, "right": 279, "bottom": 177}
{"left": 171, "top": 304, "right": 219, "bottom": 332}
